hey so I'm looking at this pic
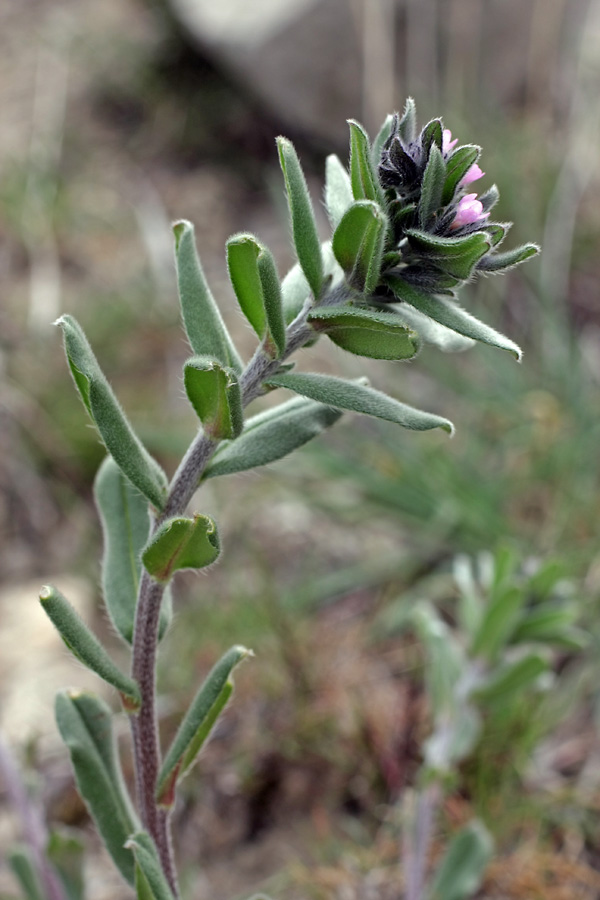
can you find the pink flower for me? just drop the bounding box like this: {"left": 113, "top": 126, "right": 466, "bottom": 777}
{"left": 460, "top": 163, "right": 484, "bottom": 186}
{"left": 442, "top": 129, "right": 458, "bottom": 155}
{"left": 451, "top": 193, "right": 489, "bottom": 229}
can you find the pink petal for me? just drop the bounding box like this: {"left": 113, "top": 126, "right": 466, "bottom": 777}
{"left": 460, "top": 163, "right": 484, "bottom": 186}
{"left": 442, "top": 128, "right": 458, "bottom": 154}
{"left": 451, "top": 194, "right": 489, "bottom": 228}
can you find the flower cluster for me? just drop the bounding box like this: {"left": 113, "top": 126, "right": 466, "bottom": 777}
{"left": 374, "top": 100, "right": 537, "bottom": 301}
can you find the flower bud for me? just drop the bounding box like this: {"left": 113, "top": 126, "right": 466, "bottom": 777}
{"left": 451, "top": 193, "right": 489, "bottom": 229}
{"left": 460, "top": 163, "right": 484, "bottom": 186}
{"left": 442, "top": 129, "right": 458, "bottom": 155}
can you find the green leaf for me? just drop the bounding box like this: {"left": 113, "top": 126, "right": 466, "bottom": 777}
{"left": 308, "top": 305, "right": 420, "bottom": 360}
{"left": 384, "top": 276, "right": 522, "bottom": 360}
{"left": 56, "top": 315, "right": 168, "bottom": 511}
{"left": 411, "top": 603, "right": 463, "bottom": 715}
{"left": 257, "top": 244, "right": 286, "bottom": 357}
{"left": 226, "top": 236, "right": 286, "bottom": 356}
{"left": 125, "top": 833, "right": 176, "bottom": 900}
{"left": 405, "top": 229, "right": 491, "bottom": 280}
{"left": 204, "top": 396, "right": 343, "bottom": 479}
{"left": 55, "top": 690, "right": 138, "bottom": 884}
{"left": 470, "top": 585, "right": 526, "bottom": 662}
{"left": 418, "top": 144, "right": 446, "bottom": 228}
{"left": 264, "top": 372, "right": 454, "bottom": 434}
{"left": 40, "top": 585, "right": 140, "bottom": 709}
{"left": 332, "top": 200, "right": 386, "bottom": 293}
{"left": 276, "top": 137, "right": 323, "bottom": 300}
{"left": 510, "top": 603, "right": 583, "bottom": 646}
{"left": 420, "top": 118, "right": 443, "bottom": 156}
{"left": 324, "top": 154, "right": 354, "bottom": 229}
{"left": 398, "top": 97, "right": 417, "bottom": 144}
{"left": 478, "top": 242, "right": 540, "bottom": 272}
{"left": 473, "top": 651, "right": 550, "bottom": 703}
{"left": 429, "top": 821, "right": 493, "bottom": 900}
{"left": 478, "top": 184, "right": 499, "bottom": 213}
{"left": 95, "top": 457, "right": 171, "bottom": 644}
{"left": 442, "top": 145, "right": 481, "bottom": 205}
{"left": 390, "top": 303, "right": 475, "bottom": 353}
{"left": 347, "top": 119, "right": 385, "bottom": 207}
{"left": 184, "top": 356, "right": 243, "bottom": 440}
{"left": 424, "top": 704, "right": 482, "bottom": 772}
{"left": 95, "top": 456, "right": 148, "bottom": 643}
{"left": 371, "top": 113, "right": 395, "bottom": 169}
{"left": 173, "top": 220, "right": 243, "bottom": 373}
{"left": 405, "top": 228, "right": 489, "bottom": 260}
{"left": 226, "top": 233, "right": 266, "bottom": 338}
{"left": 157, "top": 646, "right": 252, "bottom": 805}
{"left": 142, "top": 514, "right": 220, "bottom": 582}
{"left": 485, "top": 222, "right": 511, "bottom": 247}
{"left": 47, "top": 829, "right": 85, "bottom": 900}
{"left": 8, "top": 847, "right": 45, "bottom": 900}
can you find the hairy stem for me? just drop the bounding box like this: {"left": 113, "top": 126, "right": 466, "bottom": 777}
{"left": 129, "top": 302, "right": 318, "bottom": 888}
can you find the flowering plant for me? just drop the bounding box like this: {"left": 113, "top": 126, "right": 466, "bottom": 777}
{"left": 15, "top": 99, "right": 538, "bottom": 899}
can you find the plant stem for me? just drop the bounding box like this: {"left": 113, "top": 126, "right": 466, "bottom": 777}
{"left": 129, "top": 305, "right": 317, "bottom": 889}
{"left": 402, "top": 782, "right": 442, "bottom": 900}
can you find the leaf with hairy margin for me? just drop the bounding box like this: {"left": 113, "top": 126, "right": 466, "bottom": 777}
{"left": 203, "top": 396, "right": 343, "bottom": 480}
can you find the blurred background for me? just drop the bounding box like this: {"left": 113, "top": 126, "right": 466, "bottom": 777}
{"left": 1, "top": 0, "right": 600, "bottom": 897}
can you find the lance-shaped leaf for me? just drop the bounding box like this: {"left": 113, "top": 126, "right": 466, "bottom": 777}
{"left": 277, "top": 137, "right": 323, "bottom": 300}
{"left": 477, "top": 242, "right": 539, "bottom": 273}
{"left": 142, "top": 514, "right": 220, "bottom": 582}
{"left": 40, "top": 585, "right": 140, "bottom": 709}
{"left": 184, "top": 356, "right": 243, "bottom": 439}
{"left": 324, "top": 154, "right": 354, "bottom": 229}
{"left": 55, "top": 690, "right": 138, "bottom": 884}
{"left": 429, "top": 820, "right": 493, "bottom": 900}
{"left": 442, "top": 144, "right": 481, "bottom": 205}
{"left": 56, "top": 315, "right": 168, "bottom": 510}
{"left": 405, "top": 229, "right": 491, "bottom": 280}
{"left": 157, "top": 645, "right": 251, "bottom": 805}
{"left": 418, "top": 143, "right": 446, "bottom": 228}
{"left": 470, "top": 585, "right": 526, "bottom": 662}
{"left": 264, "top": 372, "right": 454, "bottom": 434}
{"left": 411, "top": 603, "right": 463, "bottom": 715}
{"left": 347, "top": 119, "right": 385, "bottom": 207}
{"left": 398, "top": 97, "right": 417, "bottom": 144}
{"left": 125, "top": 833, "right": 176, "bottom": 900}
{"left": 420, "top": 118, "right": 443, "bottom": 156}
{"left": 173, "top": 220, "right": 243, "bottom": 373}
{"left": 473, "top": 651, "right": 550, "bottom": 704}
{"left": 371, "top": 113, "right": 395, "bottom": 169}
{"left": 226, "top": 235, "right": 286, "bottom": 356}
{"left": 406, "top": 228, "right": 489, "bottom": 261}
{"left": 47, "top": 829, "right": 85, "bottom": 900}
{"left": 485, "top": 222, "right": 511, "bottom": 248}
{"left": 511, "top": 603, "right": 587, "bottom": 650}
{"left": 226, "top": 233, "right": 265, "bottom": 337}
{"left": 203, "top": 396, "right": 343, "bottom": 479}
{"left": 257, "top": 244, "right": 286, "bottom": 357}
{"left": 385, "top": 275, "right": 522, "bottom": 360}
{"left": 308, "top": 305, "right": 420, "bottom": 360}
{"left": 391, "top": 303, "right": 475, "bottom": 353}
{"left": 332, "top": 200, "right": 386, "bottom": 293}
{"left": 478, "top": 183, "right": 499, "bottom": 212}
{"left": 8, "top": 847, "right": 45, "bottom": 900}
{"left": 95, "top": 457, "right": 171, "bottom": 644}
